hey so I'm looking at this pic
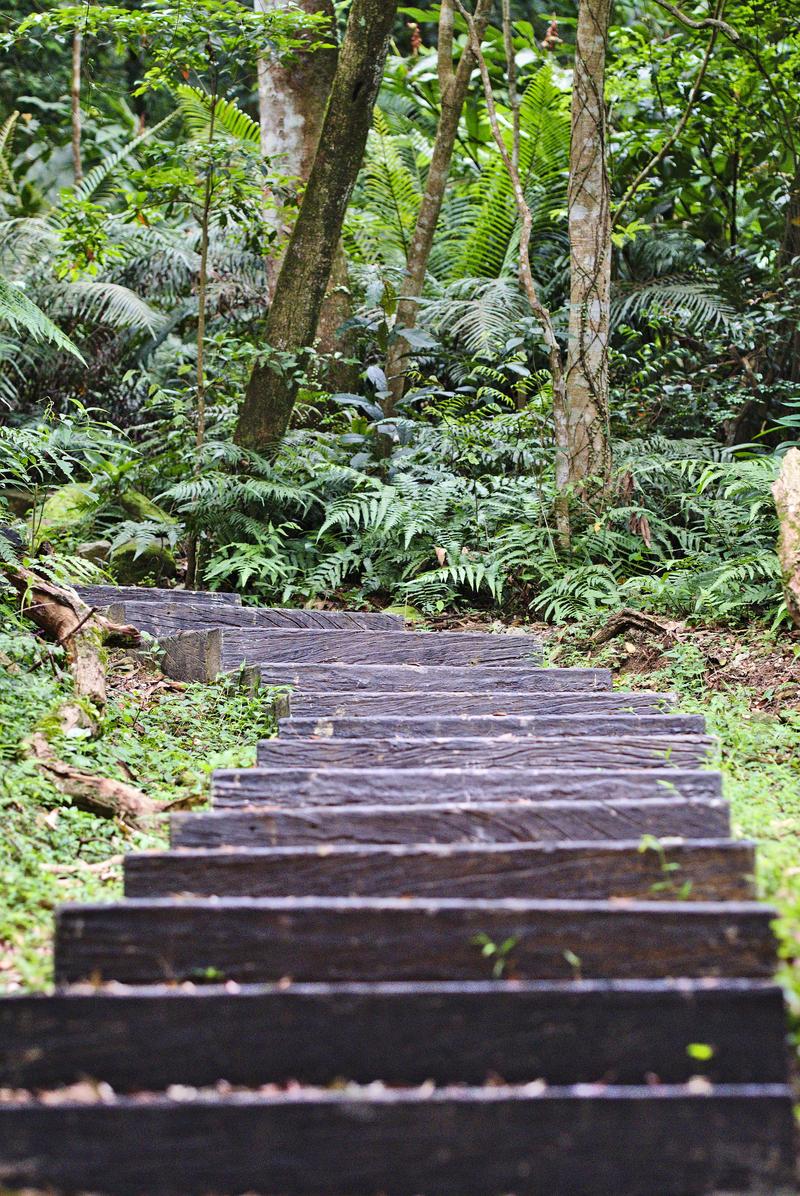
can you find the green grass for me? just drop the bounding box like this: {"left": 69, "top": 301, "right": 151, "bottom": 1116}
{"left": 0, "top": 597, "right": 278, "bottom": 991}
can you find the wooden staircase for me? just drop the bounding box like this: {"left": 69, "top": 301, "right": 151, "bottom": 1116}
{"left": 0, "top": 588, "right": 796, "bottom": 1194}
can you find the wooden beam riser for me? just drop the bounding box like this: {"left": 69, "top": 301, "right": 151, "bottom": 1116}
{"left": 1, "top": 981, "right": 787, "bottom": 1091}
{"left": 172, "top": 798, "right": 731, "bottom": 847}
{"left": 210, "top": 766, "right": 723, "bottom": 807}
{"left": 54, "top": 899, "right": 777, "bottom": 986}
{"left": 0, "top": 1087, "right": 794, "bottom": 1196}
{"left": 125, "top": 839, "right": 754, "bottom": 902}
{"left": 256, "top": 736, "right": 714, "bottom": 771}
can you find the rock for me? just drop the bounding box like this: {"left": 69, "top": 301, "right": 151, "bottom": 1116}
{"left": 118, "top": 490, "right": 177, "bottom": 525}
{"left": 76, "top": 540, "right": 111, "bottom": 562}
{"left": 32, "top": 483, "right": 98, "bottom": 544}
{"left": 110, "top": 541, "right": 177, "bottom": 584}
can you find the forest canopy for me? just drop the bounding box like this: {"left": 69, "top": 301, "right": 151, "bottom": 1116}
{"left": 0, "top": 0, "right": 798, "bottom": 625}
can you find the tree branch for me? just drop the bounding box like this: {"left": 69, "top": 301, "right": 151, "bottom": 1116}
{"left": 649, "top": 0, "right": 738, "bottom": 41}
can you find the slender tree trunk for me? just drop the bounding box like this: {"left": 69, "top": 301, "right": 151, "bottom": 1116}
{"left": 779, "top": 159, "right": 800, "bottom": 381}
{"left": 235, "top": 0, "right": 399, "bottom": 452}
{"left": 457, "top": 1, "right": 570, "bottom": 544}
{"left": 71, "top": 30, "right": 83, "bottom": 183}
{"left": 186, "top": 74, "right": 218, "bottom": 590}
{"left": 564, "top": 0, "right": 613, "bottom": 490}
{"left": 384, "top": 0, "right": 493, "bottom": 413}
{"left": 255, "top": 0, "right": 352, "bottom": 385}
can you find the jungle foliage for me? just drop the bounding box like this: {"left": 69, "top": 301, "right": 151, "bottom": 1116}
{"left": 0, "top": 0, "right": 797, "bottom": 626}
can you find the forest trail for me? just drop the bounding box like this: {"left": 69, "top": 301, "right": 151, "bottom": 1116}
{"left": 0, "top": 587, "right": 796, "bottom": 1194}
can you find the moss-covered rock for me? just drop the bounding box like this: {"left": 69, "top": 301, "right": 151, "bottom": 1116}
{"left": 32, "top": 484, "right": 99, "bottom": 544}
{"left": 110, "top": 540, "right": 177, "bottom": 584}
{"left": 118, "top": 490, "right": 177, "bottom": 524}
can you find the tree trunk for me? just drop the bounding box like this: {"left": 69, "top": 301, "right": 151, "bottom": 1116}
{"left": 71, "top": 30, "right": 82, "bottom": 183}
{"left": 564, "top": 0, "right": 613, "bottom": 490}
{"left": 773, "top": 447, "right": 800, "bottom": 627}
{"left": 236, "top": 0, "right": 399, "bottom": 452}
{"left": 255, "top": 0, "right": 353, "bottom": 386}
{"left": 384, "top": 0, "right": 492, "bottom": 414}
{"left": 779, "top": 159, "right": 800, "bottom": 382}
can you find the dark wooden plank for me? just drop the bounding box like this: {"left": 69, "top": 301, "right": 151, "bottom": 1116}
{"left": 220, "top": 629, "right": 543, "bottom": 669}
{"left": 0, "top": 980, "right": 788, "bottom": 1092}
{"left": 54, "top": 897, "right": 777, "bottom": 985}
{"left": 159, "top": 628, "right": 222, "bottom": 684}
{"left": 0, "top": 1085, "right": 794, "bottom": 1195}
{"left": 211, "top": 766, "right": 722, "bottom": 807}
{"left": 287, "top": 690, "right": 678, "bottom": 717}
{"left": 174, "top": 798, "right": 731, "bottom": 847}
{"left": 256, "top": 735, "right": 714, "bottom": 771}
{"left": 73, "top": 584, "right": 240, "bottom": 607}
{"left": 258, "top": 663, "right": 612, "bottom": 692}
{"left": 110, "top": 600, "right": 405, "bottom": 635}
{"left": 279, "top": 713, "right": 706, "bottom": 740}
{"left": 125, "top": 839, "right": 754, "bottom": 901}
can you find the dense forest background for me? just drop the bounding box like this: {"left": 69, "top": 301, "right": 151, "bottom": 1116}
{"left": 0, "top": 0, "right": 797, "bottom": 625}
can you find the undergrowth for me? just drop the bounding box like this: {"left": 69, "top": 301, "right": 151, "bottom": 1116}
{"left": 0, "top": 596, "right": 277, "bottom": 991}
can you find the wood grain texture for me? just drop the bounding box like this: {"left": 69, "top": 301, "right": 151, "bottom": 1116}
{"left": 0, "top": 1085, "right": 794, "bottom": 1195}
{"left": 54, "top": 897, "right": 777, "bottom": 985}
{"left": 158, "top": 628, "right": 221, "bottom": 684}
{"left": 257, "top": 663, "right": 612, "bottom": 692}
{"left": 256, "top": 735, "right": 715, "bottom": 771}
{"left": 279, "top": 713, "right": 707, "bottom": 740}
{"left": 220, "top": 629, "right": 543, "bottom": 668}
{"left": 210, "top": 766, "right": 723, "bottom": 807}
{"left": 1, "top": 980, "right": 787, "bottom": 1091}
{"left": 74, "top": 584, "right": 241, "bottom": 607}
{"left": 287, "top": 690, "right": 678, "bottom": 717}
{"left": 125, "top": 839, "right": 754, "bottom": 901}
{"left": 173, "top": 799, "right": 731, "bottom": 847}
{"left": 111, "top": 600, "right": 405, "bottom": 634}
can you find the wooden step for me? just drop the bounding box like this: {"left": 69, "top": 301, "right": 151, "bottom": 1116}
{"left": 54, "top": 897, "right": 777, "bottom": 985}
{"left": 125, "top": 839, "right": 754, "bottom": 901}
{"left": 259, "top": 663, "right": 611, "bottom": 691}
{"left": 279, "top": 713, "right": 707, "bottom": 739}
{"left": 108, "top": 599, "right": 405, "bottom": 633}
{"left": 220, "top": 629, "right": 543, "bottom": 669}
{"left": 211, "top": 765, "right": 722, "bottom": 807}
{"left": 0, "top": 1084, "right": 794, "bottom": 1195}
{"left": 256, "top": 734, "right": 715, "bottom": 771}
{"left": 286, "top": 689, "right": 678, "bottom": 717}
{"left": 0, "top": 980, "right": 788, "bottom": 1092}
{"left": 174, "top": 798, "right": 731, "bottom": 847}
{"left": 73, "top": 584, "right": 241, "bottom": 607}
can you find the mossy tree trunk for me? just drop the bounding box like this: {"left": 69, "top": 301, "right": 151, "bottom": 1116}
{"left": 236, "top": 0, "right": 399, "bottom": 451}
{"left": 563, "top": 0, "right": 613, "bottom": 490}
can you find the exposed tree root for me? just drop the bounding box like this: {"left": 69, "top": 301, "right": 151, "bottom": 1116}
{"left": 25, "top": 733, "right": 160, "bottom": 826}
{"left": 592, "top": 608, "right": 675, "bottom": 646}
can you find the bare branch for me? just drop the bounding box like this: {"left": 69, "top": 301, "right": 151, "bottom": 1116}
{"left": 501, "top": 0, "right": 520, "bottom": 170}
{"left": 649, "top": 0, "right": 739, "bottom": 41}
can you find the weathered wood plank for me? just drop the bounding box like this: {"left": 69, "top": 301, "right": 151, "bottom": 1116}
{"left": 256, "top": 735, "right": 714, "bottom": 771}
{"left": 0, "top": 980, "right": 787, "bottom": 1091}
{"left": 258, "top": 663, "right": 612, "bottom": 692}
{"left": 219, "top": 629, "right": 543, "bottom": 669}
{"left": 279, "top": 713, "right": 707, "bottom": 740}
{"left": 211, "top": 766, "right": 722, "bottom": 807}
{"left": 286, "top": 690, "right": 678, "bottom": 717}
{"left": 73, "top": 584, "right": 241, "bottom": 607}
{"left": 54, "top": 897, "right": 777, "bottom": 985}
{"left": 124, "top": 839, "right": 754, "bottom": 901}
{"left": 173, "top": 798, "right": 731, "bottom": 847}
{"left": 110, "top": 600, "right": 405, "bottom": 634}
{"left": 158, "top": 628, "right": 222, "bottom": 684}
{"left": 0, "top": 1085, "right": 794, "bottom": 1195}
